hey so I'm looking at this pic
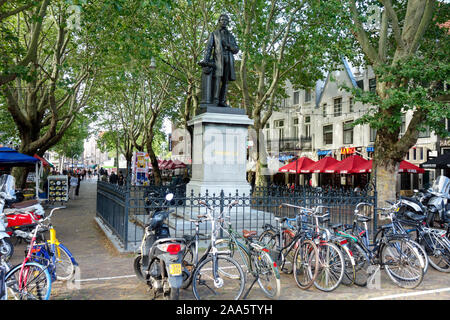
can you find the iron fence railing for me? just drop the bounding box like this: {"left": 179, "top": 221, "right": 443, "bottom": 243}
{"left": 96, "top": 181, "right": 377, "bottom": 252}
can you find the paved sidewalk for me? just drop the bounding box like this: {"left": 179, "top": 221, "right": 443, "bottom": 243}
{"left": 8, "top": 179, "right": 450, "bottom": 300}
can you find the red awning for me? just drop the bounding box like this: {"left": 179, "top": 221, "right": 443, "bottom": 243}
{"left": 399, "top": 160, "right": 425, "bottom": 173}
{"left": 359, "top": 160, "right": 373, "bottom": 173}
{"left": 300, "top": 156, "right": 340, "bottom": 173}
{"left": 161, "top": 160, "right": 174, "bottom": 170}
{"left": 325, "top": 155, "right": 370, "bottom": 174}
{"left": 354, "top": 160, "right": 424, "bottom": 174}
{"left": 278, "top": 157, "right": 316, "bottom": 173}
{"left": 34, "top": 154, "right": 53, "bottom": 167}
{"left": 172, "top": 159, "right": 186, "bottom": 169}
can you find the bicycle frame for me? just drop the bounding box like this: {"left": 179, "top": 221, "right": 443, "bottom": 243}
{"left": 33, "top": 224, "right": 78, "bottom": 273}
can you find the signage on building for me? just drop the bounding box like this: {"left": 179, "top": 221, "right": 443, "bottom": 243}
{"left": 317, "top": 150, "right": 331, "bottom": 156}
{"left": 340, "top": 147, "right": 355, "bottom": 155}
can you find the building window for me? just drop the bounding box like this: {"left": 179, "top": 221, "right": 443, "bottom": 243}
{"left": 343, "top": 121, "right": 354, "bottom": 144}
{"left": 323, "top": 103, "right": 327, "bottom": 117}
{"left": 293, "top": 118, "right": 299, "bottom": 125}
{"left": 274, "top": 120, "right": 284, "bottom": 128}
{"left": 369, "top": 78, "right": 376, "bottom": 92}
{"left": 293, "top": 91, "right": 300, "bottom": 105}
{"left": 349, "top": 97, "right": 354, "bottom": 113}
{"left": 370, "top": 127, "right": 377, "bottom": 142}
{"left": 323, "top": 125, "right": 333, "bottom": 145}
{"left": 356, "top": 80, "right": 364, "bottom": 90}
{"left": 305, "top": 124, "right": 311, "bottom": 138}
{"left": 305, "top": 89, "right": 312, "bottom": 103}
{"left": 265, "top": 123, "right": 270, "bottom": 129}
{"left": 334, "top": 98, "right": 342, "bottom": 117}
{"left": 304, "top": 116, "right": 311, "bottom": 138}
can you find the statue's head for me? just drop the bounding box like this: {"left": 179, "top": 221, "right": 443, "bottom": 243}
{"left": 218, "top": 14, "right": 230, "bottom": 28}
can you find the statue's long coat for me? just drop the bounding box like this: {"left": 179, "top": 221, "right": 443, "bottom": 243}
{"left": 204, "top": 28, "right": 239, "bottom": 81}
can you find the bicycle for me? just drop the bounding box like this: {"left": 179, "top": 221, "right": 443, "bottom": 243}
{"left": 339, "top": 202, "right": 425, "bottom": 289}
{"left": 305, "top": 206, "right": 346, "bottom": 292}
{"left": 258, "top": 204, "right": 320, "bottom": 290}
{"left": 185, "top": 200, "right": 246, "bottom": 300}
{"left": 270, "top": 204, "right": 355, "bottom": 287}
{"left": 372, "top": 200, "right": 429, "bottom": 274}
{"left": 15, "top": 207, "right": 77, "bottom": 281}
{"left": 380, "top": 202, "right": 450, "bottom": 273}
{"left": 212, "top": 201, "right": 281, "bottom": 299}
{"left": 2, "top": 209, "right": 54, "bottom": 299}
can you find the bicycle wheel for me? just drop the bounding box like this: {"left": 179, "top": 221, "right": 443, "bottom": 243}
{"left": 280, "top": 231, "right": 296, "bottom": 274}
{"left": 421, "top": 233, "right": 450, "bottom": 272}
{"left": 314, "top": 242, "right": 345, "bottom": 292}
{"left": 258, "top": 230, "right": 278, "bottom": 250}
{"left": 382, "top": 239, "right": 424, "bottom": 289}
{"left": 335, "top": 242, "right": 355, "bottom": 286}
{"left": 375, "top": 228, "right": 429, "bottom": 274}
{"left": 192, "top": 255, "right": 245, "bottom": 300}
{"left": 5, "top": 262, "right": 52, "bottom": 300}
{"left": 252, "top": 251, "right": 280, "bottom": 299}
{"left": 347, "top": 241, "right": 370, "bottom": 287}
{"left": 53, "top": 244, "right": 75, "bottom": 281}
{"left": 293, "top": 239, "right": 319, "bottom": 290}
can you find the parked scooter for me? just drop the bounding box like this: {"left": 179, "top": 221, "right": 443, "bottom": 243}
{"left": 134, "top": 193, "right": 186, "bottom": 300}
{"left": 0, "top": 191, "right": 14, "bottom": 259}
{"left": 422, "top": 176, "right": 450, "bottom": 228}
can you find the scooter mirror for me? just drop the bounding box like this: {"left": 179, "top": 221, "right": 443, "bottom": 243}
{"left": 165, "top": 193, "right": 174, "bottom": 202}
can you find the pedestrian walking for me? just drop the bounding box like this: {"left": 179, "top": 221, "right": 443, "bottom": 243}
{"left": 109, "top": 171, "right": 118, "bottom": 184}
{"left": 118, "top": 172, "right": 124, "bottom": 186}
{"left": 75, "top": 173, "right": 81, "bottom": 196}
{"left": 69, "top": 173, "right": 78, "bottom": 199}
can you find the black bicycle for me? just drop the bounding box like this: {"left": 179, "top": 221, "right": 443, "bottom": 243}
{"left": 182, "top": 200, "right": 246, "bottom": 300}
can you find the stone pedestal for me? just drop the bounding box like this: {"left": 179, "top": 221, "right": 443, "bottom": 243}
{"left": 186, "top": 108, "right": 254, "bottom": 197}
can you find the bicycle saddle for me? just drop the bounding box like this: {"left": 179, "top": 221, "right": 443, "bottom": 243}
{"left": 356, "top": 216, "right": 371, "bottom": 222}
{"left": 242, "top": 230, "right": 257, "bottom": 239}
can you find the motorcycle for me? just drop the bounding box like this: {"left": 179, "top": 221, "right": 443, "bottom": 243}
{"left": 0, "top": 175, "right": 45, "bottom": 239}
{"left": 422, "top": 176, "right": 450, "bottom": 228}
{"left": 0, "top": 191, "right": 14, "bottom": 259}
{"left": 133, "top": 193, "right": 186, "bottom": 300}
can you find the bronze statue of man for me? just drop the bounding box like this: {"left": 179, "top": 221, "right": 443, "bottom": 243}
{"left": 200, "top": 14, "right": 239, "bottom": 107}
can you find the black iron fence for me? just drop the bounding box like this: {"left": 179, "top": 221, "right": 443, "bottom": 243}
{"left": 96, "top": 181, "right": 377, "bottom": 252}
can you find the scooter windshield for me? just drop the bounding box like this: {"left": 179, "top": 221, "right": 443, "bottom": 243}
{"left": 431, "top": 175, "right": 450, "bottom": 197}
{"left": 0, "top": 175, "right": 15, "bottom": 200}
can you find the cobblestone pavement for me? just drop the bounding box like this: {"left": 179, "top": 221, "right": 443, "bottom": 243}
{"left": 8, "top": 179, "right": 450, "bottom": 300}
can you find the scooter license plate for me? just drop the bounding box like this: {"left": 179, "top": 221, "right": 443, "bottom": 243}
{"left": 169, "top": 263, "right": 182, "bottom": 276}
